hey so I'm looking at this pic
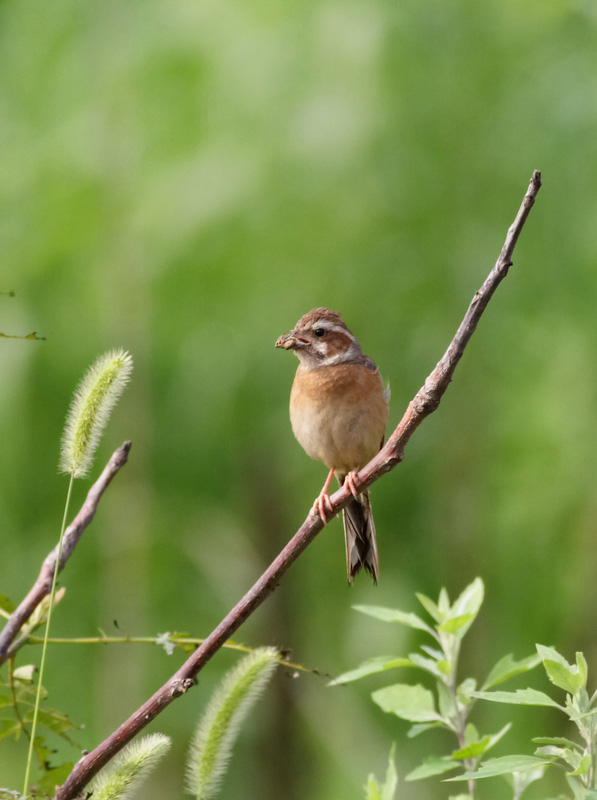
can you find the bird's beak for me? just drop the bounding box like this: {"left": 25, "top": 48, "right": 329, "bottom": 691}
{"left": 275, "top": 331, "right": 309, "bottom": 350}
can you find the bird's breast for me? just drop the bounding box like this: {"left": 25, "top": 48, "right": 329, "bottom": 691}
{"left": 289, "top": 363, "right": 389, "bottom": 473}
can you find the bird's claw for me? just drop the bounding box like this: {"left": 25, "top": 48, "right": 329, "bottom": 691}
{"left": 314, "top": 490, "right": 334, "bottom": 525}
{"left": 345, "top": 470, "right": 361, "bottom": 500}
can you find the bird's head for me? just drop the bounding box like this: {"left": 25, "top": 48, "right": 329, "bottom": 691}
{"left": 275, "top": 308, "right": 364, "bottom": 369}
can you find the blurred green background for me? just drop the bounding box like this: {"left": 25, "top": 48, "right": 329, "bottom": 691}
{"left": 1, "top": 0, "right": 596, "bottom": 796}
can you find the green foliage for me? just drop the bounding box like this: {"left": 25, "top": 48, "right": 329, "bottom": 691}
{"left": 461, "top": 645, "right": 597, "bottom": 797}
{"left": 0, "top": 660, "right": 80, "bottom": 795}
{"left": 343, "top": 580, "right": 597, "bottom": 799}
{"left": 365, "top": 744, "right": 398, "bottom": 800}
{"left": 339, "top": 578, "right": 566, "bottom": 797}
{"left": 0, "top": 663, "right": 81, "bottom": 742}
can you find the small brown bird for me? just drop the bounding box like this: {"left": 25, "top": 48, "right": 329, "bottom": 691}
{"left": 276, "top": 308, "right": 389, "bottom": 582}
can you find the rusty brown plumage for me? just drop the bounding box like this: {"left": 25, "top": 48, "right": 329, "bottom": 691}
{"left": 276, "top": 307, "right": 389, "bottom": 582}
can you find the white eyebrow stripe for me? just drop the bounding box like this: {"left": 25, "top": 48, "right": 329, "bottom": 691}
{"left": 309, "top": 321, "right": 356, "bottom": 339}
{"left": 330, "top": 325, "right": 357, "bottom": 340}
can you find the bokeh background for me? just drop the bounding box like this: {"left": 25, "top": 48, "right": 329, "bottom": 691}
{"left": 1, "top": 0, "right": 596, "bottom": 797}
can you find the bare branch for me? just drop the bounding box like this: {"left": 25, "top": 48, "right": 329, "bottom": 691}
{"left": 54, "top": 172, "right": 541, "bottom": 799}
{"left": 0, "top": 442, "right": 132, "bottom": 665}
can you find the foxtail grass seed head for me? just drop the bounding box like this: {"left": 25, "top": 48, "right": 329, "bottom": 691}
{"left": 186, "top": 647, "right": 279, "bottom": 800}
{"left": 60, "top": 349, "right": 133, "bottom": 478}
{"left": 90, "top": 733, "right": 171, "bottom": 800}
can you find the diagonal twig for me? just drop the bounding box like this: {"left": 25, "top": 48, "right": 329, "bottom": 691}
{"left": 54, "top": 171, "right": 541, "bottom": 799}
{"left": 0, "top": 442, "right": 132, "bottom": 665}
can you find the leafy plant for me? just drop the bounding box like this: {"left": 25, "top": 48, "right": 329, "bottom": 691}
{"left": 332, "top": 578, "right": 545, "bottom": 798}
{"left": 455, "top": 646, "right": 597, "bottom": 799}
{"left": 365, "top": 744, "right": 398, "bottom": 800}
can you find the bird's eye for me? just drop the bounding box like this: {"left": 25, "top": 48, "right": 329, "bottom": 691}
{"left": 314, "top": 328, "right": 326, "bottom": 337}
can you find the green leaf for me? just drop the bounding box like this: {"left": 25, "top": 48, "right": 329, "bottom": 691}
{"left": 406, "top": 756, "right": 459, "bottom": 781}
{"left": 365, "top": 744, "right": 398, "bottom": 800}
{"left": 543, "top": 660, "right": 583, "bottom": 694}
{"left": 484, "top": 723, "right": 512, "bottom": 753}
{"left": 365, "top": 776, "right": 382, "bottom": 800}
{"left": 354, "top": 605, "right": 433, "bottom": 633}
{"left": 482, "top": 652, "right": 542, "bottom": 690}
{"left": 536, "top": 645, "right": 585, "bottom": 693}
{"left": 576, "top": 653, "right": 588, "bottom": 690}
{"left": 569, "top": 706, "right": 597, "bottom": 722}
{"left": 438, "top": 614, "right": 474, "bottom": 634}
{"left": 472, "top": 688, "right": 562, "bottom": 708}
{"left": 567, "top": 753, "right": 591, "bottom": 777}
{"left": 535, "top": 745, "right": 584, "bottom": 772}
{"left": 23, "top": 706, "right": 80, "bottom": 735}
{"left": 447, "top": 755, "right": 553, "bottom": 781}
{"left": 450, "top": 723, "right": 510, "bottom": 761}
{"left": 416, "top": 593, "right": 441, "bottom": 622}
{"left": 372, "top": 683, "right": 443, "bottom": 723}
{"left": 463, "top": 722, "right": 480, "bottom": 745}
{"left": 457, "top": 678, "right": 477, "bottom": 703}
{"left": 437, "top": 681, "right": 455, "bottom": 718}
{"left": 438, "top": 588, "right": 450, "bottom": 615}
{"left": 451, "top": 578, "right": 484, "bottom": 622}
{"left": 420, "top": 645, "right": 444, "bottom": 660}
{"left": 36, "top": 762, "right": 74, "bottom": 794}
{"left": 566, "top": 775, "right": 597, "bottom": 800}
{"left": 381, "top": 744, "right": 398, "bottom": 800}
{"left": 451, "top": 736, "right": 492, "bottom": 760}
{"left": 533, "top": 736, "right": 582, "bottom": 750}
{"left": 566, "top": 775, "right": 595, "bottom": 799}
{"left": 0, "top": 718, "right": 21, "bottom": 741}
{"left": 0, "top": 594, "right": 16, "bottom": 615}
{"left": 408, "top": 653, "right": 443, "bottom": 678}
{"left": 329, "top": 656, "right": 412, "bottom": 686}
{"left": 501, "top": 767, "right": 546, "bottom": 796}
{"left": 407, "top": 722, "right": 443, "bottom": 738}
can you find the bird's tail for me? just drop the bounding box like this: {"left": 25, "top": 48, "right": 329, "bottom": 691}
{"left": 342, "top": 487, "right": 379, "bottom": 583}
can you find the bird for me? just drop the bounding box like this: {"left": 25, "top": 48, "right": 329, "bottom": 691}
{"left": 276, "top": 308, "right": 389, "bottom": 582}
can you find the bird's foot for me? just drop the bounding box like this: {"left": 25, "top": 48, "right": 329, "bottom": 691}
{"left": 345, "top": 470, "right": 362, "bottom": 500}
{"left": 313, "top": 490, "right": 334, "bottom": 525}
{"left": 314, "top": 467, "right": 336, "bottom": 524}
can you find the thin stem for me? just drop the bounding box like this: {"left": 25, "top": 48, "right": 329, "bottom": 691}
{"left": 8, "top": 657, "right": 28, "bottom": 741}
{"left": 586, "top": 715, "right": 595, "bottom": 789}
{"left": 22, "top": 473, "right": 75, "bottom": 796}
{"left": 23, "top": 635, "right": 311, "bottom": 674}
{"left": 444, "top": 641, "right": 475, "bottom": 800}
